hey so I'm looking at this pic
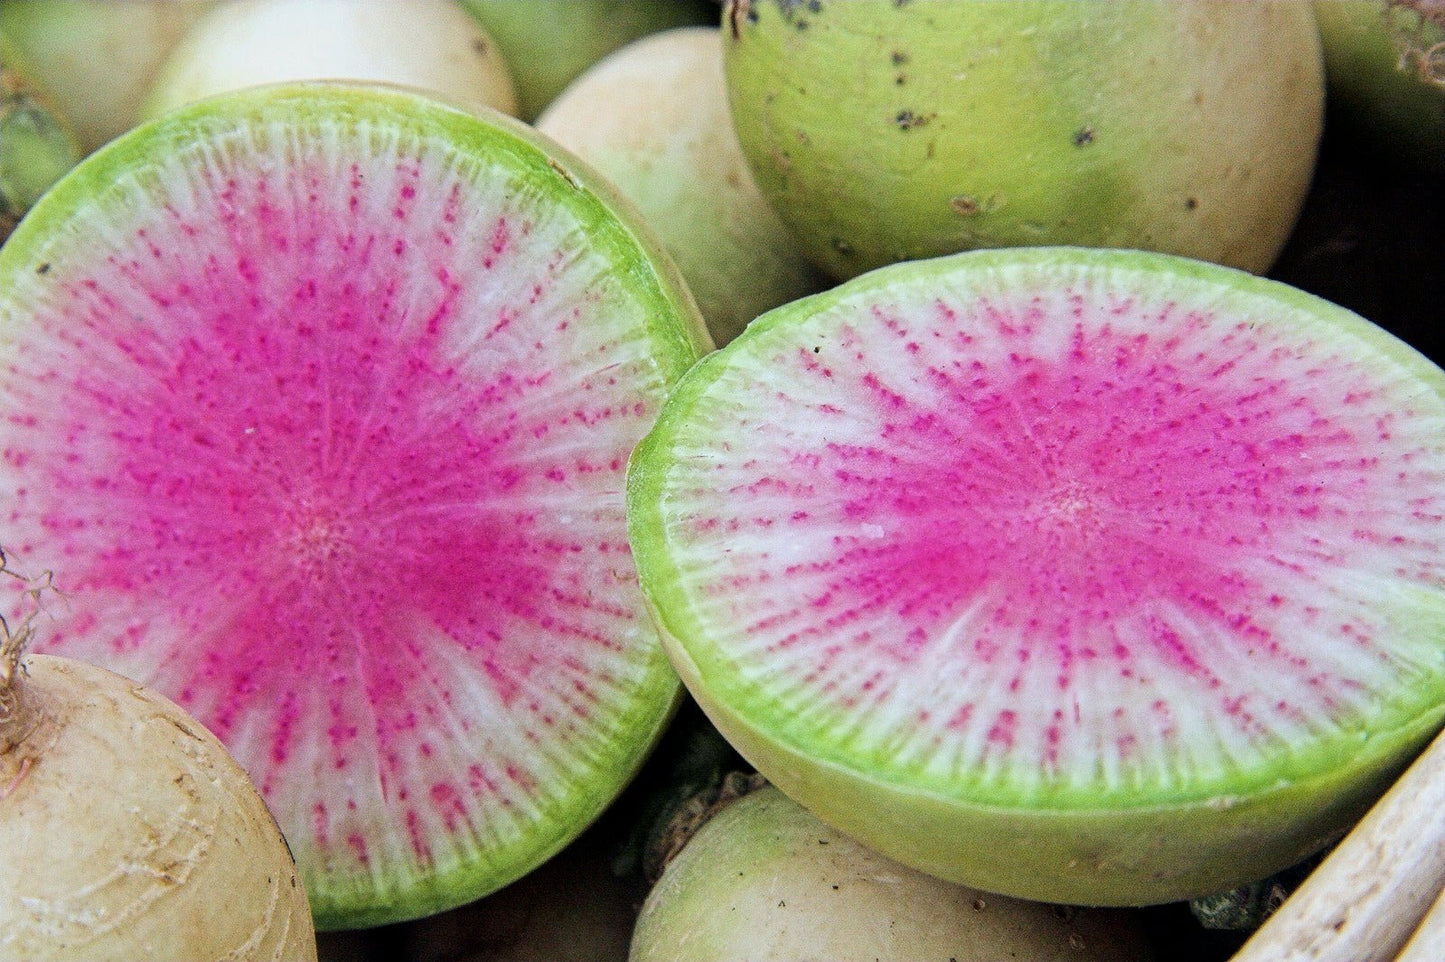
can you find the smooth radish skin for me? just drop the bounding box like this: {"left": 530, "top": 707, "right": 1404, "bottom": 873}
{"left": 627, "top": 247, "right": 1445, "bottom": 906}
{"left": 630, "top": 783, "right": 1155, "bottom": 962}
{"left": 456, "top": 0, "right": 716, "bottom": 121}
{"left": 0, "top": 571, "right": 317, "bottom": 961}
{"left": 723, "top": 0, "right": 1324, "bottom": 280}
{"left": 537, "top": 27, "right": 826, "bottom": 347}
{"left": 143, "top": 0, "right": 517, "bottom": 121}
{"left": 0, "top": 83, "right": 709, "bottom": 929}
{"left": 0, "top": 0, "right": 217, "bottom": 153}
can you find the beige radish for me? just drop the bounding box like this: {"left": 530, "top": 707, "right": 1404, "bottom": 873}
{"left": 0, "top": 563, "right": 317, "bottom": 962}
{"left": 630, "top": 782, "right": 1156, "bottom": 962}
{"left": 0, "top": 0, "right": 219, "bottom": 152}
{"left": 143, "top": 0, "right": 517, "bottom": 120}
{"left": 537, "top": 27, "right": 825, "bottom": 347}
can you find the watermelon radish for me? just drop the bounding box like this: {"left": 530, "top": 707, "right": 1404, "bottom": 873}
{"left": 0, "top": 82, "right": 710, "bottom": 929}
{"left": 626, "top": 246, "right": 1445, "bottom": 907}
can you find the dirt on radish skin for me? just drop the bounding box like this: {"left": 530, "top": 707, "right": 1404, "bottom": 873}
{"left": 627, "top": 246, "right": 1445, "bottom": 907}
{"left": 1314, "top": 0, "right": 1445, "bottom": 172}
{"left": 0, "top": 82, "right": 710, "bottom": 929}
{"left": 0, "top": 575, "right": 316, "bottom": 961}
{"left": 722, "top": 0, "right": 1324, "bottom": 280}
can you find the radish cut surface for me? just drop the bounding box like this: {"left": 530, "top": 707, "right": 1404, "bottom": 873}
{"left": 0, "top": 83, "right": 708, "bottom": 928}
{"left": 628, "top": 247, "right": 1445, "bottom": 906}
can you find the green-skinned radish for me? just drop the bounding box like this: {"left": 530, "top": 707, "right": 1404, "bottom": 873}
{"left": 626, "top": 246, "right": 1445, "bottom": 907}
{"left": 537, "top": 27, "right": 827, "bottom": 346}
{"left": 0, "top": 559, "right": 317, "bottom": 961}
{"left": 0, "top": 0, "right": 217, "bottom": 153}
{"left": 0, "top": 81, "right": 710, "bottom": 929}
{"left": 1314, "top": 0, "right": 1445, "bottom": 171}
{"left": 0, "top": 33, "right": 80, "bottom": 243}
{"left": 143, "top": 0, "right": 517, "bottom": 121}
{"left": 630, "top": 781, "right": 1156, "bottom": 962}
{"left": 456, "top": 0, "right": 716, "bottom": 121}
{"left": 723, "top": 0, "right": 1324, "bottom": 280}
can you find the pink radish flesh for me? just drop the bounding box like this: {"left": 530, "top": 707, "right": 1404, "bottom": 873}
{"left": 633, "top": 254, "right": 1445, "bottom": 804}
{"left": 0, "top": 89, "right": 699, "bottom": 926}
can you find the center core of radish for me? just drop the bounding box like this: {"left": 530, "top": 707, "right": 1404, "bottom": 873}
{"left": 837, "top": 314, "right": 1302, "bottom": 635}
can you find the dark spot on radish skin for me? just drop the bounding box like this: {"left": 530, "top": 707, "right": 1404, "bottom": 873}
{"left": 895, "top": 110, "right": 932, "bottom": 131}
{"left": 1073, "top": 126, "right": 1095, "bottom": 147}
{"left": 35, "top": 264, "right": 49, "bottom": 275}
{"left": 951, "top": 196, "right": 980, "bottom": 216}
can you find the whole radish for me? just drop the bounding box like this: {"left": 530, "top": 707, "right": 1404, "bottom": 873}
{"left": 0, "top": 556, "right": 317, "bottom": 962}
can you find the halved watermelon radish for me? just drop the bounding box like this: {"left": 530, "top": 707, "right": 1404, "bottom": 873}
{"left": 627, "top": 246, "right": 1445, "bottom": 906}
{"left": 0, "top": 82, "right": 709, "bottom": 928}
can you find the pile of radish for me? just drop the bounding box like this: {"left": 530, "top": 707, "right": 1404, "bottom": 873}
{"left": 1, "top": 1, "right": 1443, "bottom": 960}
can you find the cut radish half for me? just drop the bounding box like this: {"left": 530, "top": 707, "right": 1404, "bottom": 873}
{"left": 627, "top": 247, "right": 1445, "bottom": 906}
{"left": 0, "top": 82, "right": 709, "bottom": 928}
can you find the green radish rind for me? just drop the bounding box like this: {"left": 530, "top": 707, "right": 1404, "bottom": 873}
{"left": 627, "top": 246, "right": 1445, "bottom": 905}
{"left": 1, "top": 81, "right": 710, "bottom": 372}
{"left": 0, "top": 82, "right": 709, "bottom": 929}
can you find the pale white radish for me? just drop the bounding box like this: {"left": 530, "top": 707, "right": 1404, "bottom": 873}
{"left": 630, "top": 782, "right": 1155, "bottom": 962}
{"left": 538, "top": 27, "right": 826, "bottom": 346}
{"left": 0, "top": 560, "right": 317, "bottom": 962}
{"left": 143, "top": 0, "right": 517, "bottom": 120}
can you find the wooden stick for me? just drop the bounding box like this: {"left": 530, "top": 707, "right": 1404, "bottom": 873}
{"left": 1396, "top": 881, "right": 1445, "bottom": 962}
{"left": 1230, "top": 725, "right": 1445, "bottom": 962}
